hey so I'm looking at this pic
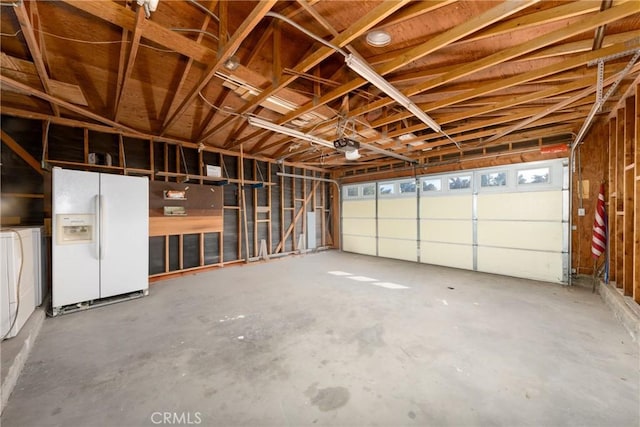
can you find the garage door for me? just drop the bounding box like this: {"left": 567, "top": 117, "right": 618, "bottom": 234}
{"left": 378, "top": 180, "right": 417, "bottom": 262}
{"left": 419, "top": 174, "right": 474, "bottom": 270}
{"left": 342, "top": 183, "right": 376, "bottom": 256}
{"left": 341, "top": 159, "right": 568, "bottom": 283}
{"left": 475, "top": 162, "right": 568, "bottom": 283}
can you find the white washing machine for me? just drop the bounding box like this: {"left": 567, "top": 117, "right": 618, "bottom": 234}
{"left": 0, "top": 228, "right": 38, "bottom": 339}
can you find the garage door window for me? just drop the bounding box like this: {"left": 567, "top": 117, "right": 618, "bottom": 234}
{"left": 421, "top": 178, "right": 441, "bottom": 193}
{"left": 481, "top": 171, "right": 507, "bottom": 187}
{"left": 518, "top": 167, "right": 550, "bottom": 185}
{"left": 448, "top": 175, "right": 471, "bottom": 190}
{"left": 379, "top": 183, "right": 395, "bottom": 195}
{"left": 363, "top": 184, "right": 375, "bottom": 197}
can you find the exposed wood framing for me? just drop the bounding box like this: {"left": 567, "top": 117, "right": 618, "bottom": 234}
{"left": 0, "top": 129, "right": 44, "bottom": 175}
{"left": 199, "top": 0, "right": 410, "bottom": 144}
{"left": 160, "top": 0, "right": 278, "bottom": 135}
{"left": 13, "top": 1, "right": 60, "bottom": 116}
{"left": 113, "top": 8, "right": 146, "bottom": 122}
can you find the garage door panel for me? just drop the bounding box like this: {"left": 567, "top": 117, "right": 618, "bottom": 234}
{"left": 378, "top": 219, "right": 417, "bottom": 239}
{"left": 478, "top": 191, "right": 562, "bottom": 221}
{"left": 478, "top": 221, "right": 562, "bottom": 251}
{"left": 378, "top": 238, "right": 417, "bottom": 262}
{"left": 378, "top": 198, "right": 416, "bottom": 218}
{"left": 421, "top": 220, "right": 472, "bottom": 244}
{"left": 420, "top": 196, "right": 471, "bottom": 219}
{"left": 342, "top": 218, "right": 376, "bottom": 236}
{"left": 343, "top": 200, "right": 376, "bottom": 218}
{"left": 478, "top": 247, "right": 563, "bottom": 283}
{"left": 343, "top": 235, "right": 376, "bottom": 256}
{"left": 420, "top": 242, "right": 473, "bottom": 270}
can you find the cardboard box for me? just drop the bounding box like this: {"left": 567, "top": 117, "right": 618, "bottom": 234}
{"left": 206, "top": 165, "right": 222, "bottom": 177}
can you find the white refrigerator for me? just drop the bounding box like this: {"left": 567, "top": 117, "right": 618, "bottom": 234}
{"left": 52, "top": 167, "right": 148, "bottom": 313}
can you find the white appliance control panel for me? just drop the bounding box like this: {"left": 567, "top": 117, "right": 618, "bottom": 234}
{"left": 56, "top": 214, "right": 95, "bottom": 245}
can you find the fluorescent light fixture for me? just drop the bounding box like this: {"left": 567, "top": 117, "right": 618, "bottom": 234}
{"left": 247, "top": 117, "right": 334, "bottom": 148}
{"left": 345, "top": 54, "right": 441, "bottom": 133}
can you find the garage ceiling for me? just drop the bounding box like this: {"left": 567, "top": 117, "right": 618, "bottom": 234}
{"left": 1, "top": 0, "right": 639, "bottom": 171}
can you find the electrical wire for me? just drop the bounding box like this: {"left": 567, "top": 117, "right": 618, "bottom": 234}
{"left": 1, "top": 229, "right": 24, "bottom": 341}
{"left": 197, "top": 92, "right": 243, "bottom": 117}
{"left": 30, "top": 28, "right": 176, "bottom": 53}
{"left": 0, "top": 29, "right": 21, "bottom": 37}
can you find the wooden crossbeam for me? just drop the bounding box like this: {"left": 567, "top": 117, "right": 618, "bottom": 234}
{"left": 114, "top": 7, "right": 146, "bottom": 122}
{"left": 198, "top": 0, "right": 409, "bottom": 143}
{"left": 60, "top": 0, "right": 216, "bottom": 64}
{"left": 0, "top": 75, "right": 142, "bottom": 134}
{"left": 274, "top": 0, "right": 538, "bottom": 128}
{"left": 0, "top": 129, "right": 44, "bottom": 175}
{"left": 13, "top": 1, "right": 59, "bottom": 116}
{"left": 160, "top": 0, "right": 277, "bottom": 135}
{"left": 275, "top": 181, "right": 319, "bottom": 253}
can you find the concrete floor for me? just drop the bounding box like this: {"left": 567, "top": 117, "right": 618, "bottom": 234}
{"left": 2, "top": 251, "right": 638, "bottom": 426}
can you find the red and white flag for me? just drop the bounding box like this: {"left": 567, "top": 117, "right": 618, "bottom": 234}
{"left": 591, "top": 183, "right": 606, "bottom": 259}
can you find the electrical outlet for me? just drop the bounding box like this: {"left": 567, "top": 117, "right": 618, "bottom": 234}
{"left": 578, "top": 208, "right": 585, "bottom": 216}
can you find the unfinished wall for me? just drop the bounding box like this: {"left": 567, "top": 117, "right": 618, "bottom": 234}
{"left": 576, "top": 82, "right": 639, "bottom": 303}
{"left": 0, "top": 115, "right": 333, "bottom": 281}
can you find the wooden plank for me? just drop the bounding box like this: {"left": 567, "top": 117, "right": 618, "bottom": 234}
{"left": 60, "top": 0, "right": 216, "bottom": 64}
{"left": 164, "top": 236, "right": 169, "bottom": 273}
{"left": 267, "top": 162, "right": 272, "bottom": 254}
{"left": 48, "top": 80, "right": 88, "bottom": 106}
{"left": 615, "top": 109, "right": 625, "bottom": 288}
{"left": 149, "top": 216, "right": 223, "bottom": 237}
{"left": 0, "top": 105, "right": 330, "bottom": 173}
{"left": 114, "top": 7, "right": 146, "bottom": 122}
{"left": 149, "top": 138, "right": 155, "bottom": 181}
{"left": 164, "top": 8, "right": 214, "bottom": 125}
{"left": 634, "top": 83, "right": 640, "bottom": 303}
{"left": 623, "top": 96, "right": 635, "bottom": 297}
{"left": 608, "top": 117, "right": 617, "bottom": 283}
{"left": 0, "top": 75, "right": 142, "bottom": 135}
{"left": 0, "top": 129, "right": 44, "bottom": 175}
{"left": 276, "top": 0, "right": 536, "bottom": 128}
{"left": 13, "top": 2, "right": 59, "bottom": 116}
{"left": 0, "top": 193, "right": 44, "bottom": 199}
{"left": 161, "top": 0, "right": 277, "bottom": 135}
{"left": 179, "top": 234, "right": 184, "bottom": 271}
{"left": 197, "top": 0, "right": 408, "bottom": 142}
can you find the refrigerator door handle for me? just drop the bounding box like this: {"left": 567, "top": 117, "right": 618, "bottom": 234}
{"left": 95, "top": 195, "right": 100, "bottom": 260}
{"left": 99, "top": 194, "right": 106, "bottom": 260}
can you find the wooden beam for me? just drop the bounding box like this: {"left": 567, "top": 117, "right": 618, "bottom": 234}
{"left": 622, "top": 95, "right": 634, "bottom": 296}
{"left": 13, "top": 1, "right": 59, "bottom": 116}
{"left": 275, "top": 0, "right": 538, "bottom": 127}
{"left": 60, "top": 0, "right": 216, "bottom": 64}
{"left": 0, "top": 105, "right": 330, "bottom": 173}
{"left": 410, "top": 1, "right": 639, "bottom": 96}
{"left": 198, "top": 0, "right": 409, "bottom": 142}
{"left": 160, "top": 0, "right": 277, "bottom": 135}
{"left": 360, "top": 40, "right": 639, "bottom": 142}
{"left": 114, "top": 7, "right": 146, "bottom": 122}
{"left": 0, "top": 129, "right": 44, "bottom": 175}
{"left": 634, "top": 82, "right": 640, "bottom": 303}
{"left": 487, "top": 64, "right": 640, "bottom": 143}
{"left": 0, "top": 75, "right": 142, "bottom": 135}
{"left": 164, "top": 6, "right": 215, "bottom": 124}
{"left": 342, "top": 1, "right": 640, "bottom": 129}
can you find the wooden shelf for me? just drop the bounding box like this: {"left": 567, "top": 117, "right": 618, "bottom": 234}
{"left": 0, "top": 193, "right": 44, "bottom": 199}
{"left": 156, "top": 171, "right": 272, "bottom": 186}
{"left": 47, "top": 159, "right": 124, "bottom": 170}
{"left": 149, "top": 215, "right": 223, "bottom": 236}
